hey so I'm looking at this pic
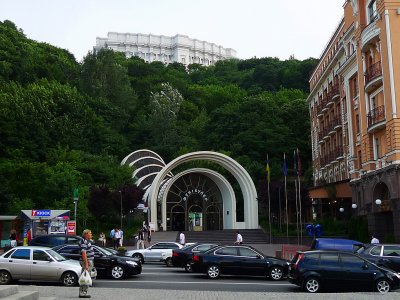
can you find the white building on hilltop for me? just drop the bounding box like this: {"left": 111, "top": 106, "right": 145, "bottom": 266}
{"left": 94, "top": 33, "right": 237, "bottom": 66}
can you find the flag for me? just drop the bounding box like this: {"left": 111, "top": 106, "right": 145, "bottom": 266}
{"left": 283, "top": 153, "right": 287, "bottom": 176}
{"left": 266, "top": 156, "right": 271, "bottom": 183}
{"left": 297, "top": 148, "right": 302, "bottom": 176}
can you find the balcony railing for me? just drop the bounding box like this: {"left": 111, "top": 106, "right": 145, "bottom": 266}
{"left": 319, "top": 146, "right": 344, "bottom": 167}
{"left": 365, "top": 61, "right": 382, "bottom": 85}
{"left": 367, "top": 105, "right": 385, "bottom": 127}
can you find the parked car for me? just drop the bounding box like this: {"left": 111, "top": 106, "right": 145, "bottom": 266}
{"left": 169, "top": 243, "right": 218, "bottom": 271}
{"left": 53, "top": 244, "right": 142, "bottom": 279}
{"left": 125, "top": 242, "right": 183, "bottom": 264}
{"left": 29, "top": 234, "right": 83, "bottom": 247}
{"left": 0, "top": 246, "right": 92, "bottom": 286}
{"left": 191, "top": 245, "right": 289, "bottom": 280}
{"left": 288, "top": 250, "right": 400, "bottom": 293}
{"left": 310, "top": 238, "right": 365, "bottom": 252}
{"left": 358, "top": 244, "right": 400, "bottom": 273}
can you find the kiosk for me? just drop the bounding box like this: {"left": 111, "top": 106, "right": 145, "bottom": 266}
{"left": 20, "top": 210, "right": 70, "bottom": 239}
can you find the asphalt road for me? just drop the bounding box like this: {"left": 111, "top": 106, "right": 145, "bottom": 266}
{"left": 15, "top": 261, "right": 400, "bottom": 299}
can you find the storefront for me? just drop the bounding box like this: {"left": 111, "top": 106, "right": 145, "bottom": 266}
{"left": 0, "top": 216, "right": 19, "bottom": 248}
{"left": 20, "top": 210, "right": 70, "bottom": 240}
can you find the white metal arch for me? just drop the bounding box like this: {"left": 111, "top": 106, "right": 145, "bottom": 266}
{"left": 121, "top": 149, "right": 165, "bottom": 166}
{"left": 148, "top": 151, "right": 258, "bottom": 229}
{"left": 159, "top": 168, "right": 236, "bottom": 230}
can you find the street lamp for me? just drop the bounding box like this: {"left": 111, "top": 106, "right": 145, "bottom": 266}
{"left": 375, "top": 199, "right": 382, "bottom": 205}
{"left": 339, "top": 207, "right": 344, "bottom": 213}
{"left": 119, "top": 191, "right": 123, "bottom": 229}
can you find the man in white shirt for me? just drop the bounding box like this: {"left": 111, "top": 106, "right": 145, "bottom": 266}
{"left": 179, "top": 231, "right": 185, "bottom": 245}
{"left": 371, "top": 236, "right": 379, "bottom": 244}
{"left": 234, "top": 231, "right": 243, "bottom": 245}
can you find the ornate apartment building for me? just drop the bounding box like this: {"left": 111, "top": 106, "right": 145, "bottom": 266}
{"left": 94, "top": 33, "right": 237, "bottom": 66}
{"left": 308, "top": 0, "right": 400, "bottom": 242}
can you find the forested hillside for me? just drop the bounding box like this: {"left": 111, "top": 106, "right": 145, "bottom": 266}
{"left": 0, "top": 20, "right": 317, "bottom": 229}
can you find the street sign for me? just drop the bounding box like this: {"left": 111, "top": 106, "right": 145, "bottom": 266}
{"left": 67, "top": 221, "right": 76, "bottom": 235}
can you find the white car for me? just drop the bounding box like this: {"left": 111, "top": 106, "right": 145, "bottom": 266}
{"left": 125, "top": 242, "right": 183, "bottom": 263}
{"left": 0, "top": 246, "right": 96, "bottom": 286}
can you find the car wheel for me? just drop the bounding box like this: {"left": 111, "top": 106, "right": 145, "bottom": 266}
{"left": 376, "top": 278, "right": 391, "bottom": 293}
{"left": 184, "top": 260, "right": 192, "bottom": 272}
{"left": 207, "top": 265, "right": 221, "bottom": 279}
{"left": 132, "top": 253, "right": 144, "bottom": 264}
{"left": 0, "top": 270, "right": 12, "bottom": 285}
{"left": 269, "top": 266, "right": 284, "bottom": 281}
{"left": 61, "top": 271, "right": 78, "bottom": 287}
{"left": 304, "top": 277, "right": 321, "bottom": 293}
{"left": 165, "top": 257, "right": 173, "bottom": 267}
{"left": 111, "top": 265, "right": 125, "bottom": 279}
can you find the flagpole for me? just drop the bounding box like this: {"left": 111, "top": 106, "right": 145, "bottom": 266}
{"left": 297, "top": 148, "right": 303, "bottom": 246}
{"left": 267, "top": 154, "right": 271, "bottom": 245}
{"left": 283, "top": 153, "right": 289, "bottom": 244}
{"left": 294, "top": 150, "right": 299, "bottom": 246}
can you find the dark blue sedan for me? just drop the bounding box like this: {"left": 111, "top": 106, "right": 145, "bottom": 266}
{"left": 358, "top": 244, "right": 400, "bottom": 273}
{"left": 191, "top": 245, "right": 289, "bottom": 280}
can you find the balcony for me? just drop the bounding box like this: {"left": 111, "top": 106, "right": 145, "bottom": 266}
{"left": 331, "top": 84, "right": 340, "bottom": 101}
{"left": 361, "top": 21, "right": 380, "bottom": 51}
{"left": 365, "top": 61, "right": 382, "bottom": 92}
{"left": 367, "top": 105, "right": 386, "bottom": 132}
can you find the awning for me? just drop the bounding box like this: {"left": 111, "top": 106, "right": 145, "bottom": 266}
{"left": 309, "top": 181, "right": 352, "bottom": 199}
{"left": 0, "top": 216, "right": 17, "bottom": 221}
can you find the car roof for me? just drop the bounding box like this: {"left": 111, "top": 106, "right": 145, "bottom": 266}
{"left": 5, "top": 246, "right": 52, "bottom": 250}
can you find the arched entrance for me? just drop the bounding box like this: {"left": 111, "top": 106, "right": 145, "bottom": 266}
{"left": 166, "top": 172, "right": 223, "bottom": 231}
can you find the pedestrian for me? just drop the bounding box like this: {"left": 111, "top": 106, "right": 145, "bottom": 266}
{"left": 179, "top": 231, "right": 185, "bottom": 245}
{"left": 79, "top": 229, "right": 94, "bottom": 298}
{"left": 147, "top": 225, "right": 152, "bottom": 247}
{"left": 119, "top": 228, "right": 124, "bottom": 247}
{"left": 98, "top": 232, "right": 106, "bottom": 247}
{"left": 114, "top": 228, "right": 122, "bottom": 249}
{"left": 234, "top": 230, "right": 243, "bottom": 245}
{"left": 26, "top": 228, "right": 32, "bottom": 244}
{"left": 10, "top": 229, "right": 17, "bottom": 247}
{"left": 137, "top": 228, "right": 145, "bottom": 249}
{"left": 371, "top": 235, "right": 380, "bottom": 244}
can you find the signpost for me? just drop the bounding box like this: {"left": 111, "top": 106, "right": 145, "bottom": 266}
{"left": 73, "top": 188, "right": 79, "bottom": 232}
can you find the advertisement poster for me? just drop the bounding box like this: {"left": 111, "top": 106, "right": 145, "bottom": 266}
{"left": 67, "top": 221, "right": 76, "bottom": 235}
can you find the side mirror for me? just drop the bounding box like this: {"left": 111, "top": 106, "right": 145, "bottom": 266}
{"left": 256, "top": 255, "right": 262, "bottom": 259}
{"left": 47, "top": 257, "right": 53, "bottom": 262}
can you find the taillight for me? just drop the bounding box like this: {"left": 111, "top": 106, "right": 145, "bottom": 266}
{"left": 193, "top": 255, "right": 200, "bottom": 262}
{"left": 172, "top": 251, "right": 179, "bottom": 257}
{"left": 294, "top": 253, "right": 304, "bottom": 270}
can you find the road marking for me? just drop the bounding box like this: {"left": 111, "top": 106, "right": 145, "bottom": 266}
{"left": 96, "top": 280, "right": 292, "bottom": 286}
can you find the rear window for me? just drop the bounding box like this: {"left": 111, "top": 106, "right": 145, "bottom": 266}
{"left": 304, "top": 253, "right": 319, "bottom": 265}
{"left": 320, "top": 253, "right": 339, "bottom": 266}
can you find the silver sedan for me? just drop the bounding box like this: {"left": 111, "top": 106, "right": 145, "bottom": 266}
{"left": 0, "top": 246, "right": 88, "bottom": 286}
{"left": 125, "top": 242, "right": 183, "bottom": 263}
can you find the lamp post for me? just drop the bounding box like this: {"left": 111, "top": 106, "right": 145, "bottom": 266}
{"left": 119, "top": 191, "right": 123, "bottom": 229}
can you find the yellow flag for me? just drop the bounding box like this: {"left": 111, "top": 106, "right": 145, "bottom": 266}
{"left": 266, "top": 160, "right": 270, "bottom": 183}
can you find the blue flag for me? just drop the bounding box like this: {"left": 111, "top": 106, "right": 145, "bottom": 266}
{"left": 283, "top": 153, "right": 287, "bottom": 176}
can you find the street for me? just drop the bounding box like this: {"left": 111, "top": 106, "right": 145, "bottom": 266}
{"left": 16, "top": 262, "right": 400, "bottom": 299}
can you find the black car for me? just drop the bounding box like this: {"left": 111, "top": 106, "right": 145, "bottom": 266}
{"left": 288, "top": 250, "right": 400, "bottom": 293}
{"left": 171, "top": 243, "right": 218, "bottom": 271}
{"left": 191, "top": 245, "right": 289, "bottom": 280}
{"left": 53, "top": 244, "right": 142, "bottom": 279}
{"left": 29, "top": 234, "right": 83, "bottom": 247}
{"left": 358, "top": 244, "right": 400, "bottom": 272}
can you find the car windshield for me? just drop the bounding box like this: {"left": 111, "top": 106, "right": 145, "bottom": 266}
{"left": 97, "top": 247, "right": 113, "bottom": 256}
{"left": 47, "top": 249, "right": 67, "bottom": 262}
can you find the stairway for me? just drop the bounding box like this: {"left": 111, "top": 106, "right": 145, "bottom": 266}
{"left": 0, "top": 286, "right": 55, "bottom": 300}
{"left": 175, "top": 229, "right": 270, "bottom": 245}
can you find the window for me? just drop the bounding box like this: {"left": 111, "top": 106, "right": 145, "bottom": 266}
{"left": 194, "top": 244, "right": 216, "bottom": 252}
{"left": 67, "top": 237, "right": 81, "bottom": 245}
{"left": 383, "top": 246, "right": 400, "bottom": 256}
{"left": 370, "top": 246, "right": 382, "bottom": 256}
{"left": 368, "top": 0, "right": 377, "bottom": 22}
{"left": 215, "top": 247, "right": 238, "bottom": 256}
{"left": 33, "top": 250, "right": 50, "bottom": 261}
{"left": 304, "top": 253, "right": 319, "bottom": 265}
{"left": 375, "top": 137, "right": 380, "bottom": 159}
{"left": 356, "top": 115, "right": 360, "bottom": 133}
{"left": 238, "top": 247, "right": 259, "bottom": 258}
{"left": 319, "top": 253, "right": 339, "bottom": 267}
{"left": 341, "top": 253, "right": 366, "bottom": 268}
{"left": 11, "top": 249, "right": 31, "bottom": 260}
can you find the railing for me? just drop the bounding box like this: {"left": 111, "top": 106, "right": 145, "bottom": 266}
{"left": 367, "top": 105, "right": 385, "bottom": 127}
{"left": 319, "top": 146, "right": 344, "bottom": 167}
{"left": 365, "top": 61, "right": 382, "bottom": 85}
{"left": 316, "top": 84, "right": 340, "bottom": 116}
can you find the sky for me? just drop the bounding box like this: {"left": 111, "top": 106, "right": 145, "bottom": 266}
{"left": 0, "top": 0, "right": 345, "bottom": 62}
